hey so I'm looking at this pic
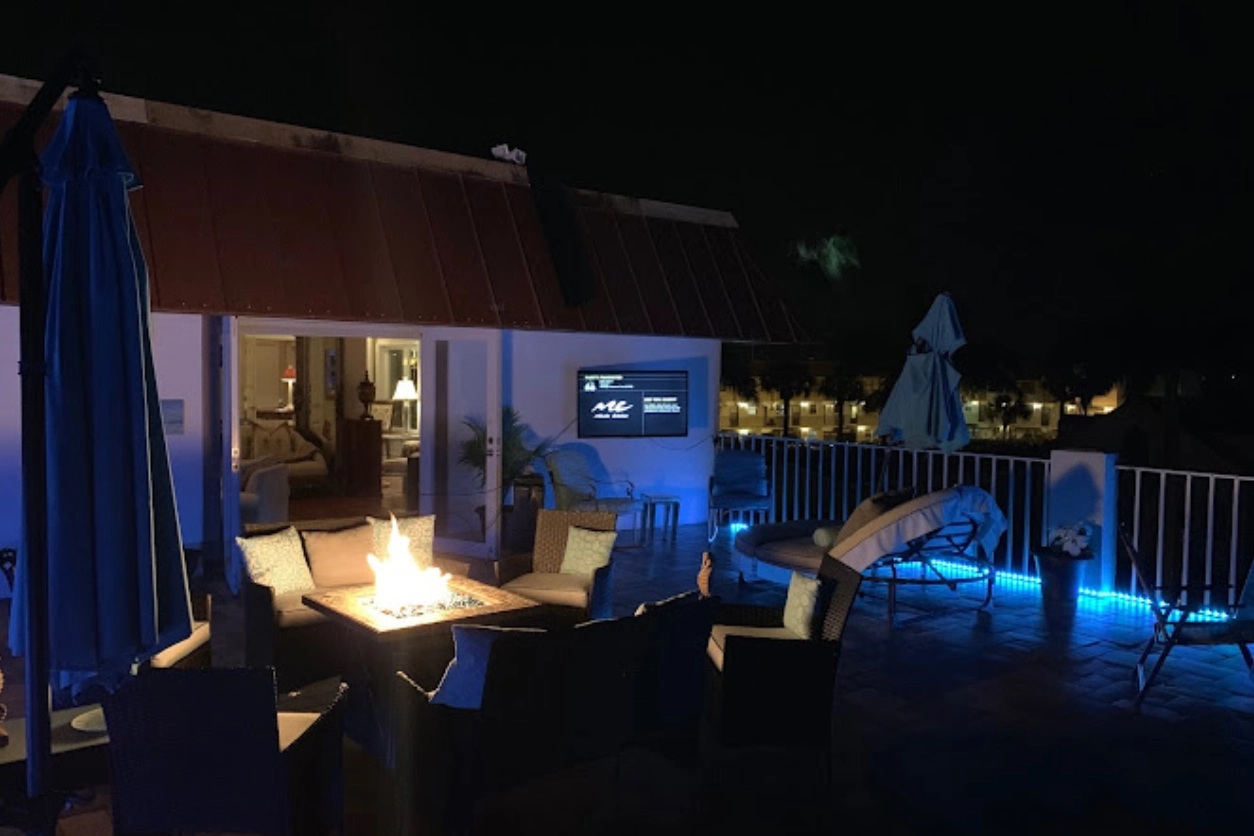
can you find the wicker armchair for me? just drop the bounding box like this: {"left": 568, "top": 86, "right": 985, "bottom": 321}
{"left": 102, "top": 667, "right": 346, "bottom": 835}
{"left": 496, "top": 509, "right": 618, "bottom": 621}
{"left": 706, "top": 555, "right": 862, "bottom": 749}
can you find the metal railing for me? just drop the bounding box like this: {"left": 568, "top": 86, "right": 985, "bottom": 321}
{"left": 715, "top": 433, "right": 1052, "bottom": 577}
{"left": 1117, "top": 466, "right": 1254, "bottom": 607}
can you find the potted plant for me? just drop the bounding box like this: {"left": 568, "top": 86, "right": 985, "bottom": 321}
{"left": 1032, "top": 522, "right": 1095, "bottom": 605}
{"left": 459, "top": 407, "right": 553, "bottom": 539}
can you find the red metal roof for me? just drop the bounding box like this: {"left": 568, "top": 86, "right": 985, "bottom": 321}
{"left": 0, "top": 101, "right": 802, "bottom": 342}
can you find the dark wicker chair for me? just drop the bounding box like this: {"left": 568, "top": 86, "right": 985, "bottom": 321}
{"left": 102, "top": 667, "right": 346, "bottom": 835}
{"left": 1120, "top": 525, "right": 1254, "bottom": 708}
{"left": 706, "top": 555, "right": 862, "bottom": 750}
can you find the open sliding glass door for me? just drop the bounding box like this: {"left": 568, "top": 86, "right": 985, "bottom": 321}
{"left": 419, "top": 328, "right": 502, "bottom": 560}
{"left": 218, "top": 316, "right": 243, "bottom": 591}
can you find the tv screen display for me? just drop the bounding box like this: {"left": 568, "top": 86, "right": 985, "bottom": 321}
{"left": 577, "top": 370, "right": 689, "bottom": 438}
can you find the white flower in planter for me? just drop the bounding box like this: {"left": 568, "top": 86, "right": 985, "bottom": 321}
{"left": 1049, "top": 523, "right": 1093, "bottom": 557}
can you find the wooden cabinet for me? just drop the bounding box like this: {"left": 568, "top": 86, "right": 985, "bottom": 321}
{"left": 338, "top": 418, "right": 382, "bottom": 497}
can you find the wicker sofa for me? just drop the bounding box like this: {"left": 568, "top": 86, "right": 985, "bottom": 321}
{"left": 240, "top": 514, "right": 471, "bottom": 690}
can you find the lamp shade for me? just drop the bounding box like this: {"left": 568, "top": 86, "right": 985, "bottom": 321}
{"left": 392, "top": 378, "right": 418, "bottom": 401}
{"left": 281, "top": 365, "right": 297, "bottom": 383}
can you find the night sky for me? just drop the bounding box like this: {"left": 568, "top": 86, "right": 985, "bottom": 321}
{"left": 4, "top": 7, "right": 1250, "bottom": 372}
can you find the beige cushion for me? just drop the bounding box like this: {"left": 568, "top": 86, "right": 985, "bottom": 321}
{"left": 252, "top": 422, "right": 296, "bottom": 459}
{"left": 501, "top": 572, "right": 591, "bottom": 609}
{"left": 277, "top": 712, "right": 319, "bottom": 751}
{"left": 149, "top": 621, "right": 210, "bottom": 668}
{"left": 706, "top": 624, "right": 802, "bottom": 671}
{"left": 286, "top": 458, "right": 327, "bottom": 480}
{"left": 273, "top": 590, "right": 327, "bottom": 629}
{"left": 301, "top": 525, "right": 375, "bottom": 587}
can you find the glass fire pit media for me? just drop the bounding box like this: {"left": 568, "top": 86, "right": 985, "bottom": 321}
{"left": 361, "top": 591, "right": 484, "bottom": 621}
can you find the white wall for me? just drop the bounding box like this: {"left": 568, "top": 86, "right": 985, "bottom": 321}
{"left": 151, "top": 313, "right": 206, "bottom": 548}
{"left": 0, "top": 310, "right": 207, "bottom": 597}
{"left": 0, "top": 306, "right": 21, "bottom": 587}
{"left": 504, "top": 329, "right": 720, "bottom": 526}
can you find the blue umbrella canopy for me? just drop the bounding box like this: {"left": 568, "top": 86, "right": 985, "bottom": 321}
{"left": 874, "top": 293, "right": 971, "bottom": 453}
{"left": 9, "top": 93, "right": 191, "bottom": 700}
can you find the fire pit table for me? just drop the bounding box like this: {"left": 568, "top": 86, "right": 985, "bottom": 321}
{"left": 303, "top": 575, "right": 542, "bottom": 767}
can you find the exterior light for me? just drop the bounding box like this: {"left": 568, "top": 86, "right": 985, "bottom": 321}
{"left": 800, "top": 401, "right": 811, "bottom": 407}
{"left": 737, "top": 401, "right": 750, "bottom": 409}
{"left": 1031, "top": 402, "right": 1042, "bottom": 409}
{"left": 737, "top": 428, "right": 750, "bottom": 435}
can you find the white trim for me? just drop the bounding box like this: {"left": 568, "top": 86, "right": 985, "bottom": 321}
{"left": 237, "top": 317, "right": 422, "bottom": 341}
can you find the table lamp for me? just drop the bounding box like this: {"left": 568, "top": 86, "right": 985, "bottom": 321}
{"left": 281, "top": 365, "right": 297, "bottom": 409}
{"left": 392, "top": 378, "right": 418, "bottom": 431}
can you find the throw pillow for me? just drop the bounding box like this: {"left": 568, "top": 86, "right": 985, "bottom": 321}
{"left": 301, "top": 524, "right": 375, "bottom": 587}
{"left": 367, "top": 515, "right": 435, "bottom": 570}
{"left": 431, "top": 624, "right": 544, "bottom": 710}
{"left": 236, "top": 526, "right": 314, "bottom": 596}
{"left": 782, "top": 572, "right": 822, "bottom": 639}
{"left": 812, "top": 526, "right": 841, "bottom": 549}
{"left": 559, "top": 526, "right": 618, "bottom": 577}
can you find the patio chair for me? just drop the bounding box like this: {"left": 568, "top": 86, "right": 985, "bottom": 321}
{"left": 1119, "top": 525, "right": 1254, "bottom": 708}
{"left": 706, "top": 554, "right": 862, "bottom": 751}
{"left": 708, "top": 448, "right": 772, "bottom": 542}
{"left": 102, "top": 667, "right": 347, "bottom": 835}
{"left": 496, "top": 508, "right": 618, "bottom": 621}
{"left": 545, "top": 449, "right": 644, "bottom": 545}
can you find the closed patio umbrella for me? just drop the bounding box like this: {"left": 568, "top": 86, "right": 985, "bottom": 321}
{"left": 874, "top": 292, "right": 970, "bottom": 454}
{"left": 8, "top": 91, "right": 192, "bottom": 708}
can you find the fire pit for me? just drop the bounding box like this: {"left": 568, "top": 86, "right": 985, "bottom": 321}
{"left": 299, "top": 516, "right": 542, "bottom": 766}
{"left": 302, "top": 515, "right": 540, "bottom": 643}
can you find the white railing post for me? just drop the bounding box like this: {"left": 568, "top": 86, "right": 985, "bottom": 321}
{"left": 1048, "top": 450, "right": 1119, "bottom": 593}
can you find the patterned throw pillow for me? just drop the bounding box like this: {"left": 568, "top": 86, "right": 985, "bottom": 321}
{"left": 236, "top": 526, "right": 314, "bottom": 596}
{"left": 367, "top": 515, "right": 435, "bottom": 570}
{"left": 431, "top": 624, "right": 544, "bottom": 709}
{"left": 782, "top": 572, "right": 821, "bottom": 639}
{"left": 559, "top": 526, "right": 618, "bottom": 577}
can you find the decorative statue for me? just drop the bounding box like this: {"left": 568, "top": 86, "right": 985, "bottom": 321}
{"left": 358, "top": 371, "right": 376, "bottom": 419}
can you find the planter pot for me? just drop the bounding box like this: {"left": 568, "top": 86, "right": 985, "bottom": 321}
{"left": 1033, "top": 547, "right": 1092, "bottom": 605}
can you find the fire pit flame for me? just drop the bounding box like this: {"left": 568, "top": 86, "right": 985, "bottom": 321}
{"left": 366, "top": 515, "right": 452, "bottom": 613}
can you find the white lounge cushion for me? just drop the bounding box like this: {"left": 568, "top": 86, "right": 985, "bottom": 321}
{"left": 277, "top": 712, "right": 319, "bottom": 751}
{"left": 286, "top": 458, "right": 327, "bottom": 480}
{"left": 501, "top": 572, "right": 591, "bottom": 609}
{"left": 273, "top": 590, "right": 327, "bottom": 629}
{"left": 830, "top": 486, "right": 1007, "bottom": 572}
{"left": 149, "top": 621, "right": 211, "bottom": 668}
{"left": 706, "top": 624, "right": 801, "bottom": 671}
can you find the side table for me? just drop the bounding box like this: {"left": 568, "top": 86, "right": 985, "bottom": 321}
{"left": 641, "top": 494, "right": 680, "bottom": 544}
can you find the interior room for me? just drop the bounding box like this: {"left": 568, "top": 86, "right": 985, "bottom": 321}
{"left": 237, "top": 332, "right": 421, "bottom": 523}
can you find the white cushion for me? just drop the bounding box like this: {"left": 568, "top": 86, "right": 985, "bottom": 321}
{"left": 706, "top": 624, "right": 801, "bottom": 671}
{"left": 783, "top": 572, "right": 822, "bottom": 639}
{"left": 301, "top": 525, "right": 375, "bottom": 587}
{"left": 273, "top": 590, "right": 327, "bottom": 628}
{"left": 501, "top": 572, "right": 591, "bottom": 609}
{"left": 812, "top": 526, "right": 841, "bottom": 549}
{"left": 559, "top": 526, "right": 617, "bottom": 576}
{"left": 286, "top": 458, "right": 327, "bottom": 480}
{"left": 277, "top": 712, "right": 319, "bottom": 751}
{"left": 149, "top": 621, "right": 210, "bottom": 668}
{"left": 236, "top": 527, "right": 314, "bottom": 597}
{"left": 368, "top": 514, "right": 435, "bottom": 570}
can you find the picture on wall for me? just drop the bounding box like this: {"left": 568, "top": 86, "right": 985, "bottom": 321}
{"left": 325, "top": 347, "right": 338, "bottom": 398}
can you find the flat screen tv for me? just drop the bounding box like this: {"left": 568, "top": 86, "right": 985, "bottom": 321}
{"left": 577, "top": 369, "right": 689, "bottom": 438}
